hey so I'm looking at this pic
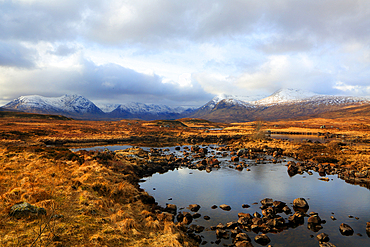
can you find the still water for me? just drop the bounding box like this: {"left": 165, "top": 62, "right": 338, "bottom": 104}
{"left": 138, "top": 149, "right": 370, "bottom": 247}
{"left": 73, "top": 144, "right": 370, "bottom": 246}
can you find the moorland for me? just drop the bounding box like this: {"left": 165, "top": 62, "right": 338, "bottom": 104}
{"left": 1, "top": 110, "right": 370, "bottom": 246}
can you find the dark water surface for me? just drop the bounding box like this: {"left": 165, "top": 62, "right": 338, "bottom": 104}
{"left": 139, "top": 153, "right": 370, "bottom": 246}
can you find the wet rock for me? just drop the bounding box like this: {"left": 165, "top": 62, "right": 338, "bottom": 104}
{"left": 288, "top": 211, "right": 305, "bottom": 225}
{"left": 192, "top": 213, "right": 201, "bottom": 219}
{"left": 181, "top": 212, "right": 193, "bottom": 224}
{"left": 260, "top": 198, "right": 273, "bottom": 207}
{"left": 308, "top": 213, "right": 322, "bottom": 225}
{"left": 231, "top": 156, "right": 240, "bottom": 162}
{"left": 211, "top": 205, "right": 218, "bottom": 209}
{"left": 216, "top": 229, "right": 229, "bottom": 239}
{"left": 220, "top": 204, "right": 231, "bottom": 211}
{"left": 188, "top": 204, "right": 201, "bottom": 212}
{"left": 235, "top": 241, "right": 254, "bottom": 247}
{"left": 293, "top": 198, "right": 309, "bottom": 209}
{"left": 253, "top": 212, "right": 261, "bottom": 218}
{"left": 317, "top": 233, "right": 330, "bottom": 242}
{"left": 282, "top": 205, "right": 292, "bottom": 214}
{"left": 234, "top": 232, "right": 251, "bottom": 242}
{"left": 237, "top": 149, "right": 248, "bottom": 157}
{"left": 226, "top": 221, "right": 238, "bottom": 229}
{"left": 319, "top": 242, "right": 337, "bottom": 247}
{"left": 9, "top": 202, "right": 46, "bottom": 219}
{"left": 203, "top": 215, "right": 210, "bottom": 220}
{"left": 339, "top": 223, "right": 354, "bottom": 236}
{"left": 254, "top": 234, "right": 270, "bottom": 245}
{"left": 330, "top": 216, "right": 336, "bottom": 221}
{"left": 165, "top": 204, "right": 177, "bottom": 214}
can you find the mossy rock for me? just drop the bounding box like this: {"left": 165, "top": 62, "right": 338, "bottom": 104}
{"left": 9, "top": 202, "right": 46, "bottom": 219}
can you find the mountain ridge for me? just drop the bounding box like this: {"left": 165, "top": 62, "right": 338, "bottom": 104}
{"left": 2, "top": 88, "right": 370, "bottom": 122}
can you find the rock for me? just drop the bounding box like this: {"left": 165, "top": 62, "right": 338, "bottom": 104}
{"left": 260, "top": 198, "right": 273, "bottom": 206}
{"left": 188, "top": 204, "right": 201, "bottom": 212}
{"left": 9, "top": 202, "right": 46, "bottom": 219}
{"left": 211, "top": 205, "right": 218, "bottom": 209}
{"left": 308, "top": 214, "right": 322, "bottom": 225}
{"left": 220, "top": 204, "right": 231, "bottom": 211}
{"left": 287, "top": 164, "right": 298, "bottom": 176}
{"left": 254, "top": 234, "right": 270, "bottom": 245}
{"left": 288, "top": 211, "right": 305, "bottom": 225}
{"left": 165, "top": 204, "right": 177, "bottom": 214}
{"left": 237, "top": 149, "right": 248, "bottom": 157}
{"left": 192, "top": 213, "right": 201, "bottom": 219}
{"left": 235, "top": 240, "right": 254, "bottom": 247}
{"left": 319, "top": 242, "right": 337, "bottom": 247}
{"left": 339, "top": 223, "right": 354, "bottom": 236}
{"left": 203, "top": 215, "right": 210, "bottom": 220}
{"left": 242, "top": 204, "right": 250, "bottom": 208}
{"left": 216, "top": 229, "right": 229, "bottom": 239}
{"left": 253, "top": 212, "right": 261, "bottom": 218}
{"left": 234, "top": 232, "right": 251, "bottom": 244}
{"left": 231, "top": 156, "right": 240, "bottom": 162}
{"left": 182, "top": 212, "right": 193, "bottom": 224}
{"left": 293, "top": 198, "right": 309, "bottom": 208}
{"left": 316, "top": 233, "right": 330, "bottom": 242}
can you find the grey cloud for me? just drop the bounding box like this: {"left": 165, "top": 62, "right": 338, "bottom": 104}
{"left": 0, "top": 41, "right": 37, "bottom": 68}
{"left": 0, "top": 59, "right": 212, "bottom": 106}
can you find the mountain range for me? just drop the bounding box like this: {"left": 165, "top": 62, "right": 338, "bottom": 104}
{"left": 2, "top": 89, "right": 370, "bottom": 122}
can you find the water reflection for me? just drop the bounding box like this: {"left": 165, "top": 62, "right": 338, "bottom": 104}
{"left": 140, "top": 162, "right": 370, "bottom": 247}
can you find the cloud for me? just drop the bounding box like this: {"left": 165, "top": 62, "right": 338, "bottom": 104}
{"left": 0, "top": 41, "right": 37, "bottom": 68}
{"left": 0, "top": 57, "right": 213, "bottom": 106}
{"left": 1, "top": 0, "right": 370, "bottom": 105}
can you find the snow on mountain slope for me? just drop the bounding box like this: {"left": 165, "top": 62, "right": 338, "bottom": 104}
{"left": 200, "top": 94, "right": 264, "bottom": 110}
{"left": 113, "top": 102, "right": 189, "bottom": 114}
{"left": 255, "top": 88, "right": 318, "bottom": 105}
{"left": 3, "top": 95, "right": 103, "bottom": 114}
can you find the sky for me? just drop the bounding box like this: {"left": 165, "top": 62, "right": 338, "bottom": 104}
{"left": 1, "top": 0, "right": 370, "bottom": 107}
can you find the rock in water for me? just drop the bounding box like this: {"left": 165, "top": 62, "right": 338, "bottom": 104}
{"left": 339, "top": 223, "right": 354, "bottom": 236}
{"left": 254, "top": 234, "right": 270, "bottom": 245}
{"left": 293, "top": 198, "right": 309, "bottom": 208}
{"left": 219, "top": 204, "right": 231, "bottom": 211}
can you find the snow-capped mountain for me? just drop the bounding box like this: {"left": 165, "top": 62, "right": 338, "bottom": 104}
{"left": 1, "top": 94, "right": 194, "bottom": 120}
{"left": 192, "top": 88, "right": 370, "bottom": 122}
{"left": 2, "top": 95, "right": 104, "bottom": 117}
{"left": 103, "top": 102, "right": 189, "bottom": 114}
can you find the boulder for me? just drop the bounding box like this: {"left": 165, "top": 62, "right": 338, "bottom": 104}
{"left": 260, "top": 198, "right": 273, "bottom": 206}
{"left": 293, "top": 198, "right": 309, "bottom": 209}
{"left": 188, "top": 204, "right": 201, "bottom": 212}
{"left": 216, "top": 229, "right": 229, "bottom": 239}
{"left": 165, "top": 204, "right": 177, "bottom": 214}
{"left": 231, "top": 156, "right": 240, "bottom": 162}
{"left": 9, "top": 202, "right": 46, "bottom": 219}
{"left": 220, "top": 204, "right": 231, "bottom": 211}
{"left": 317, "top": 233, "right": 330, "bottom": 242}
{"left": 339, "top": 223, "right": 354, "bottom": 236}
{"left": 287, "top": 164, "right": 298, "bottom": 176}
{"left": 254, "top": 234, "right": 270, "bottom": 245}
